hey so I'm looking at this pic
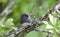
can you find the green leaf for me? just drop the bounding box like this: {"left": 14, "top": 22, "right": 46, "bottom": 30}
{"left": 42, "top": 21, "right": 54, "bottom": 29}
{"left": 25, "top": 31, "right": 40, "bottom": 37}
{"left": 49, "top": 14, "right": 57, "bottom": 25}
{"left": 25, "top": 31, "right": 47, "bottom": 37}
{"left": 5, "top": 18, "right": 14, "bottom": 28}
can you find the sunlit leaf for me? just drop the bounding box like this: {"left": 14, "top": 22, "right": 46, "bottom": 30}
{"left": 5, "top": 18, "right": 14, "bottom": 28}
{"left": 25, "top": 31, "right": 39, "bottom": 37}
{"left": 49, "top": 14, "right": 57, "bottom": 25}
{"left": 42, "top": 21, "right": 54, "bottom": 29}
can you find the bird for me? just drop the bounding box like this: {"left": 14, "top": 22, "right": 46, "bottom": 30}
{"left": 20, "top": 13, "right": 32, "bottom": 27}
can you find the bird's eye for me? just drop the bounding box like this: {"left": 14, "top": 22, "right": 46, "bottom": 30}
{"left": 25, "top": 14, "right": 28, "bottom": 17}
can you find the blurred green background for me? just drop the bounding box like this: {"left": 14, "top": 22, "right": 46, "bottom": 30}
{"left": 0, "top": 0, "right": 60, "bottom": 37}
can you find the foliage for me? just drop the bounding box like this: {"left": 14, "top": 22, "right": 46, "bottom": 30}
{"left": 0, "top": 0, "right": 8, "bottom": 3}
{"left": 0, "top": 0, "right": 60, "bottom": 37}
{"left": 0, "top": 18, "right": 14, "bottom": 36}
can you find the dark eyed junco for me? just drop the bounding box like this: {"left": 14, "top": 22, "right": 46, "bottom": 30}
{"left": 20, "top": 13, "right": 32, "bottom": 27}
